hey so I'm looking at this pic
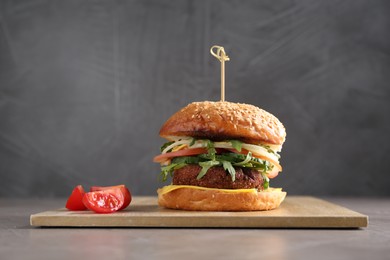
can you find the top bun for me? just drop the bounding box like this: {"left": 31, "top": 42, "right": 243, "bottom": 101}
{"left": 159, "top": 101, "right": 286, "bottom": 145}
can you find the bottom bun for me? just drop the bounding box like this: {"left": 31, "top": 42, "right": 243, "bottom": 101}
{"left": 157, "top": 185, "right": 286, "bottom": 211}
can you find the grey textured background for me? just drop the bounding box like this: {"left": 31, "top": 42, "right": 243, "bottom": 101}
{"left": 1, "top": 0, "right": 389, "bottom": 198}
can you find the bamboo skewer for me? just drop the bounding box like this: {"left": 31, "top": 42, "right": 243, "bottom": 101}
{"left": 210, "top": 45, "right": 230, "bottom": 102}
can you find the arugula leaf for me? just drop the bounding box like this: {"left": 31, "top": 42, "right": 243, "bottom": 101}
{"left": 233, "top": 152, "right": 253, "bottom": 166}
{"left": 160, "top": 141, "right": 175, "bottom": 153}
{"left": 172, "top": 156, "right": 201, "bottom": 164}
{"left": 215, "top": 153, "right": 241, "bottom": 163}
{"left": 206, "top": 140, "right": 216, "bottom": 160}
{"left": 159, "top": 163, "right": 186, "bottom": 182}
{"left": 260, "top": 144, "right": 280, "bottom": 158}
{"left": 215, "top": 152, "right": 268, "bottom": 171}
{"left": 222, "top": 161, "right": 236, "bottom": 182}
{"left": 189, "top": 138, "right": 196, "bottom": 147}
{"left": 229, "top": 140, "right": 243, "bottom": 152}
{"left": 261, "top": 172, "right": 270, "bottom": 189}
{"left": 197, "top": 161, "right": 220, "bottom": 180}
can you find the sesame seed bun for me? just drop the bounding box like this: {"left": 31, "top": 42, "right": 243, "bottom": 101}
{"left": 159, "top": 101, "right": 286, "bottom": 145}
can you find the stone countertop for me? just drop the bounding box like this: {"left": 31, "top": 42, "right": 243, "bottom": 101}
{"left": 1, "top": 197, "right": 389, "bottom": 260}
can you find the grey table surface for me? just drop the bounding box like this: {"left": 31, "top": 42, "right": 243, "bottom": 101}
{"left": 1, "top": 197, "right": 389, "bottom": 260}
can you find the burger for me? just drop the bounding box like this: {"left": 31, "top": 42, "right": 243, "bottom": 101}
{"left": 153, "top": 101, "right": 286, "bottom": 211}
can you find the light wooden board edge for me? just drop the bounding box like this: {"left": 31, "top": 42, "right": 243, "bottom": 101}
{"left": 30, "top": 196, "right": 369, "bottom": 228}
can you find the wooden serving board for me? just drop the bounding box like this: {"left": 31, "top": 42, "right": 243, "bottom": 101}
{"left": 30, "top": 196, "right": 368, "bottom": 228}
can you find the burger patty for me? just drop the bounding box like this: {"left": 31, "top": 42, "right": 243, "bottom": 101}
{"left": 172, "top": 164, "right": 264, "bottom": 190}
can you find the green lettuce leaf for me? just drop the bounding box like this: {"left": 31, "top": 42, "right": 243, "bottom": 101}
{"left": 160, "top": 141, "right": 175, "bottom": 153}
{"left": 222, "top": 161, "right": 236, "bottom": 182}
{"left": 196, "top": 161, "right": 220, "bottom": 180}
{"left": 229, "top": 140, "right": 243, "bottom": 152}
{"left": 159, "top": 163, "right": 186, "bottom": 182}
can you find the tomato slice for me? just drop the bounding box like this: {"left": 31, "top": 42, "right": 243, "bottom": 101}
{"left": 82, "top": 189, "right": 124, "bottom": 213}
{"left": 153, "top": 148, "right": 208, "bottom": 163}
{"left": 90, "top": 185, "right": 132, "bottom": 210}
{"left": 65, "top": 185, "right": 87, "bottom": 211}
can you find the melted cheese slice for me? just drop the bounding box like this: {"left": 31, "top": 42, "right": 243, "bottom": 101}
{"left": 158, "top": 185, "right": 282, "bottom": 195}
